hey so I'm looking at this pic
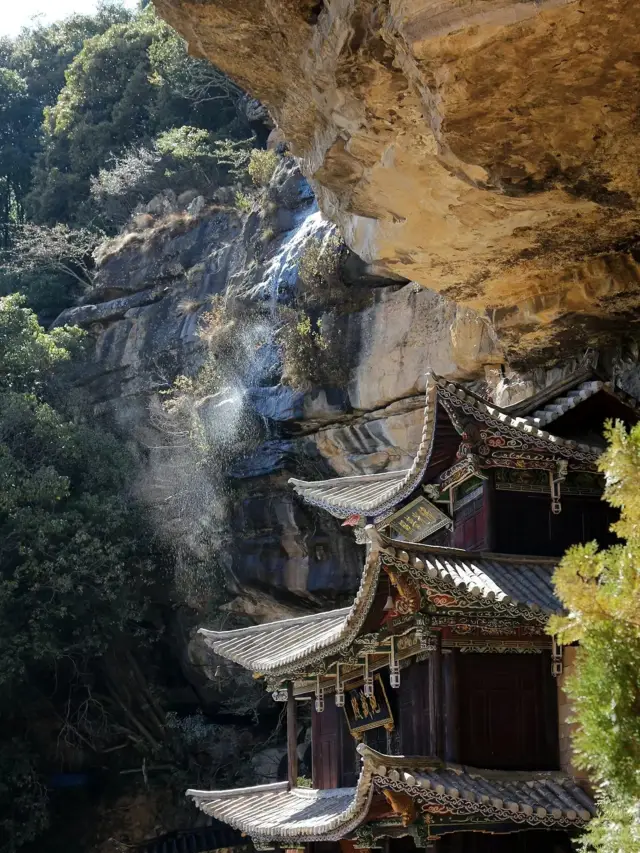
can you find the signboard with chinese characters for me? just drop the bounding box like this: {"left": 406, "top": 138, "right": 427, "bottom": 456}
{"left": 386, "top": 496, "right": 452, "bottom": 543}
{"left": 343, "top": 674, "right": 394, "bottom": 735}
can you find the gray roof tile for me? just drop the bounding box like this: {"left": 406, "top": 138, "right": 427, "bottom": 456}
{"left": 289, "top": 372, "right": 603, "bottom": 520}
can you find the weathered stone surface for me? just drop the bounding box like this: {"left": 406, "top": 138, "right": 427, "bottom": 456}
{"left": 155, "top": 0, "right": 640, "bottom": 361}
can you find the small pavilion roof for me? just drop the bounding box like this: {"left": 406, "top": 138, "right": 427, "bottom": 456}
{"left": 505, "top": 368, "right": 640, "bottom": 428}
{"left": 200, "top": 538, "right": 383, "bottom": 675}
{"left": 200, "top": 532, "right": 559, "bottom": 677}
{"left": 289, "top": 372, "right": 604, "bottom": 520}
{"left": 186, "top": 746, "right": 594, "bottom": 843}
{"left": 187, "top": 776, "right": 373, "bottom": 843}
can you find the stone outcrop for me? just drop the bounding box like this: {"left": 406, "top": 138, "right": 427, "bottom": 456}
{"left": 154, "top": 0, "right": 640, "bottom": 361}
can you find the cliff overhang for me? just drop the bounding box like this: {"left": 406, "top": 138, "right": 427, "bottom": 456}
{"left": 154, "top": 0, "right": 640, "bottom": 362}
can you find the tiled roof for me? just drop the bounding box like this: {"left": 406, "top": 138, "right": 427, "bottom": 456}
{"left": 522, "top": 380, "right": 605, "bottom": 427}
{"left": 187, "top": 757, "right": 375, "bottom": 842}
{"left": 186, "top": 747, "right": 594, "bottom": 844}
{"left": 385, "top": 540, "right": 560, "bottom": 613}
{"left": 201, "top": 607, "right": 351, "bottom": 674}
{"left": 200, "top": 532, "right": 384, "bottom": 675}
{"left": 504, "top": 367, "right": 640, "bottom": 429}
{"left": 200, "top": 532, "right": 558, "bottom": 676}
{"left": 434, "top": 374, "right": 600, "bottom": 458}
{"left": 289, "top": 372, "right": 603, "bottom": 520}
{"left": 288, "top": 377, "right": 439, "bottom": 520}
{"left": 362, "top": 746, "right": 595, "bottom": 830}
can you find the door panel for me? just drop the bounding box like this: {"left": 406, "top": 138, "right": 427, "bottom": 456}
{"left": 312, "top": 701, "right": 340, "bottom": 789}
{"left": 457, "top": 652, "right": 558, "bottom": 770}
{"left": 398, "top": 658, "right": 431, "bottom": 754}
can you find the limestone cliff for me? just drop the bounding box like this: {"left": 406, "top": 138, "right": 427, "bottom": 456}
{"left": 153, "top": 0, "right": 640, "bottom": 361}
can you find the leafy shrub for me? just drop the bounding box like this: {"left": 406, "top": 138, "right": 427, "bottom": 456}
{"left": 235, "top": 191, "right": 254, "bottom": 212}
{"left": 278, "top": 308, "right": 350, "bottom": 391}
{"left": 248, "top": 148, "right": 278, "bottom": 187}
{"left": 298, "top": 234, "right": 342, "bottom": 292}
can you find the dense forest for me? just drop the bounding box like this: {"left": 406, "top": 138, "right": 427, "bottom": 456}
{"left": 0, "top": 4, "right": 271, "bottom": 852}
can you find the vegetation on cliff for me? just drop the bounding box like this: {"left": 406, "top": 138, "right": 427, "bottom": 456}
{"left": 0, "top": 2, "right": 261, "bottom": 323}
{"left": 550, "top": 421, "right": 640, "bottom": 852}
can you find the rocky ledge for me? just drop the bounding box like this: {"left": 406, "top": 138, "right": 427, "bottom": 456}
{"left": 155, "top": 0, "right": 640, "bottom": 362}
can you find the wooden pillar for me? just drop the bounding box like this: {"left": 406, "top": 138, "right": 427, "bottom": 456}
{"left": 428, "top": 634, "right": 444, "bottom": 757}
{"left": 287, "top": 682, "right": 298, "bottom": 786}
{"left": 483, "top": 472, "right": 496, "bottom": 551}
{"left": 443, "top": 648, "right": 459, "bottom": 763}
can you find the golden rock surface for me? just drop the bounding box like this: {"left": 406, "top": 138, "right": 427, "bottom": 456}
{"left": 155, "top": 0, "right": 640, "bottom": 360}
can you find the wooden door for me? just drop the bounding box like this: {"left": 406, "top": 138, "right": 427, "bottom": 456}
{"left": 398, "top": 658, "right": 431, "bottom": 755}
{"left": 312, "top": 700, "right": 359, "bottom": 788}
{"left": 457, "top": 652, "right": 558, "bottom": 770}
{"left": 312, "top": 701, "right": 340, "bottom": 789}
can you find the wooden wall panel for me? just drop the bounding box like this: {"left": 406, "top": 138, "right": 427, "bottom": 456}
{"left": 312, "top": 701, "right": 340, "bottom": 789}
{"left": 452, "top": 490, "right": 488, "bottom": 551}
{"left": 438, "top": 830, "right": 573, "bottom": 852}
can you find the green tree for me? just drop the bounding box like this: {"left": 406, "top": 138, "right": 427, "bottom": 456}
{"left": 0, "top": 295, "right": 156, "bottom": 852}
{"left": 549, "top": 420, "right": 640, "bottom": 853}
{"left": 0, "top": 68, "right": 34, "bottom": 246}
{"left": 26, "top": 7, "right": 248, "bottom": 227}
{"left": 0, "top": 4, "right": 133, "bottom": 244}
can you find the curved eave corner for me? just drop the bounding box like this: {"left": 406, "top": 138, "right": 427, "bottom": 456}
{"left": 186, "top": 756, "right": 376, "bottom": 843}
{"left": 288, "top": 376, "right": 439, "bottom": 520}
{"left": 197, "top": 527, "right": 385, "bottom": 677}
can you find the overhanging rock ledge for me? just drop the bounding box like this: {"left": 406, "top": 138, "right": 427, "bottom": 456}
{"left": 154, "top": 0, "right": 640, "bottom": 361}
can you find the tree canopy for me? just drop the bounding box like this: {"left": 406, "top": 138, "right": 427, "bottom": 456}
{"left": 550, "top": 420, "right": 640, "bottom": 853}
{"left": 0, "top": 295, "right": 159, "bottom": 853}
{"left": 0, "top": 2, "right": 257, "bottom": 320}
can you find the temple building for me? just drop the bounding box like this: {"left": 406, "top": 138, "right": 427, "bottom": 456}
{"left": 186, "top": 369, "right": 639, "bottom": 852}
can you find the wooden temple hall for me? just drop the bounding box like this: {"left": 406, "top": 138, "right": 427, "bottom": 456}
{"left": 187, "top": 369, "right": 640, "bottom": 852}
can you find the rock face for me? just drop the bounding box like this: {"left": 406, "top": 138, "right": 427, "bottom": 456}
{"left": 59, "top": 163, "right": 499, "bottom": 623}
{"left": 154, "top": 0, "right": 640, "bottom": 361}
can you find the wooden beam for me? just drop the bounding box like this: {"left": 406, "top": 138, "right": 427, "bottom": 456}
{"left": 287, "top": 681, "right": 298, "bottom": 787}
{"left": 483, "top": 472, "right": 496, "bottom": 551}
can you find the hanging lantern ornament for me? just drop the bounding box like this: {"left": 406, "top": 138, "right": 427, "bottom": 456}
{"left": 389, "top": 636, "right": 401, "bottom": 689}
{"left": 335, "top": 663, "right": 344, "bottom": 707}
{"left": 315, "top": 674, "right": 325, "bottom": 712}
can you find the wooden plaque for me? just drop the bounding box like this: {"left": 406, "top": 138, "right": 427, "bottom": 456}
{"left": 343, "top": 674, "right": 394, "bottom": 735}
{"left": 386, "top": 496, "right": 451, "bottom": 543}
